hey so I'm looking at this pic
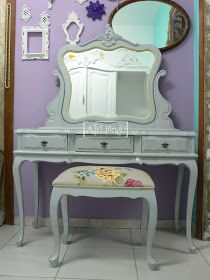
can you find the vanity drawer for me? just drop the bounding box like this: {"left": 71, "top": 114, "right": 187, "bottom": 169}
{"left": 75, "top": 136, "right": 134, "bottom": 153}
{"left": 142, "top": 136, "right": 188, "bottom": 153}
{"left": 22, "top": 134, "right": 68, "bottom": 151}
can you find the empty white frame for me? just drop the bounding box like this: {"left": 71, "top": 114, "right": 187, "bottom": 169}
{"left": 22, "top": 26, "right": 49, "bottom": 60}
{"left": 62, "top": 12, "right": 84, "bottom": 45}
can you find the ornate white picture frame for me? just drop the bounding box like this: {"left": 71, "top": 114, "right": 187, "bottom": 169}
{"left": 20, "top": 4, "right": 32, "bottom": 22}
{"left": 62, "top": 12, "right": 84, "bottom": 45}
{"left": 48, "top": 0, "right": 53, "bottom": 9}
{"left": 39, "top": 11, "right": 50, "bottom": 26}
{"left": 22, "top": 26, "right": 49, "bottom": 60}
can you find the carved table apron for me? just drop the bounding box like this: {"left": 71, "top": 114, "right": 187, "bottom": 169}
{"left": 13, "top": 128, "right": 198, "bottom": 252}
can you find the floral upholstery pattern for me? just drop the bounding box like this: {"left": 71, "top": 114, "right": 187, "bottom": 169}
{"left": 53, "top": 166, "right": 155, "bottom": 189}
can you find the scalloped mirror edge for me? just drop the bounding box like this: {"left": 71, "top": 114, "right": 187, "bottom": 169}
{"left": 108, "top": 0, "right": 191, "bottom": 52}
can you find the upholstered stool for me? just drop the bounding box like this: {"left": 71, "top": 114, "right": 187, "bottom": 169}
{"left": 49, "top": 166, "right": 158, "bottom": 270}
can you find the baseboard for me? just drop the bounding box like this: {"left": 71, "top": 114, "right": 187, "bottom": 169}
{"left": 14, "top": 216, "right": 188, "bottom": 230}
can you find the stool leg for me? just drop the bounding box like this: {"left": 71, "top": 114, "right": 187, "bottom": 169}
{"left": 61, "top": 195, "right": 69, "bottom": 245}
{"left": 49, "top": 188, "right": 62, "bottom": 268}
{"left": 146, "top": 191, "right": 158, "bottom": 271}
{"left": 175, "top": 164, "right": 184, "bottom": 233}
{"left": 141, "top": 198, "right": 148, "bottom": 246}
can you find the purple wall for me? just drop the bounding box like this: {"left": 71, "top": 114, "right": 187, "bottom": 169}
{"left": 14, "top": 0, "right": 194, "bottom": 220}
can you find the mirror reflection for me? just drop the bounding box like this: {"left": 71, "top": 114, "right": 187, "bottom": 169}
{"left": 64, "top": 48, "right": 155, "bottom": 120}
{"left": 110, "top": 0, "right": 190, "bottom": 51}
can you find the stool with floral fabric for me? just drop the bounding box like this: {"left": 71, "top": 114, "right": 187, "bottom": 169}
{"left": 49, "top": 166, "right": 158, "bottom": 270}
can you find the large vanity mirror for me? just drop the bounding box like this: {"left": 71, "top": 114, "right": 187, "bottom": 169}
{"left": 63, "top": 48, "right": 156, "bottom": 122}
{"left": 58, "top": 32, "right": 162, "bottom": 125}
{"left": 46, "top": 27, "right": 173, "bottom": 129}
{"left": 109, "top": 0, "right": 190, "bottom": 51}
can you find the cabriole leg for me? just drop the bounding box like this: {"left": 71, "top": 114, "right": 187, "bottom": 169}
{"left": 32, "top": 162, "right": 39, "bottom": 229}
{"left": 185, "top": 160, "right": 198, "bottom": 253}
{"left": 146, "top": 191, "right": 158, "bottom": 271}
{"left": 61, "top": 195, "right": 69, "bottom": 245}
{"left": 49, "top": 188, "right": 62, "bottom": 268}
{"left": 13, "top": 157, "right": 25, "bottom": 247}
{"left": 141, "top": 198, "right": 149, "bottom": 246}
{"left": 175, "top": 164, "right": 184, "bottom": 232}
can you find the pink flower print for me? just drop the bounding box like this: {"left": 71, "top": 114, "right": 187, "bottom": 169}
{"left": 125, "top": 179, "right": 143, "bottom": 188}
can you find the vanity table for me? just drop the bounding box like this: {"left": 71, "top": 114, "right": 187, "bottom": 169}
{"left": 13, "top": 26, "right": 198, "bottom": 253}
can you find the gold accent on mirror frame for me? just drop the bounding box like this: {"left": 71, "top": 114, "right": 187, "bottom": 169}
{"left": 108, "top": 0, "right": 191, "bottom": 52}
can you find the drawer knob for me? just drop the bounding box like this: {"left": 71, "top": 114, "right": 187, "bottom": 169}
{"left": 162, "top": 143, "right": 169, "bottom": 149}
{"left": 101, "top": 141, "right": 108, "bottom": 149}
{"left": 41, "top": 140, "right": 48, "bottom": 148}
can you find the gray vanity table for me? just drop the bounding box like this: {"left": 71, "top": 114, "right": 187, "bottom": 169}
{"left": 13, "top": 27, "right": 197, "bottom": 254}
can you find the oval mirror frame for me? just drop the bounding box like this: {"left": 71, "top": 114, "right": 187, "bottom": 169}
{"left": 108, "top": 0, "right": 191, "bottom": 52}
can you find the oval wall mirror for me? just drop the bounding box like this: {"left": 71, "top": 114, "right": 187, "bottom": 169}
{"left": 109, "top": 0, "right": 190, "bottom": 51}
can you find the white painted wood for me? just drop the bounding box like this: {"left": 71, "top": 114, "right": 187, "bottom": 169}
{"left": 185, "top": 160, "right": 198, "bottom": 253}
{"left": 87, "top": 69, "right": 117, "bottom": 117}
{"left": 141, "top": 198, "right": 149, "bottom": 246}
{"left": 175, "top": 164, "right": 184, "bottom": 232}
{"left": 22, "top": 134, "right": 67, "bottom": 151}
{"left": 75, "top": 136, "right": 134, "bottom": 153}
{"left": 13, "top": 157, "right": 25, "bottom": 247}
{"left": 32, "top": 162, "right": 39, "bottom": 229}
{"left": 61, "top": 195, "right": 69, "bottom": 245}
{"left": 13, "top": 27, "right": 198, "bottom": 260}
{"left": 69, "top": 68, "right": 87, "bottom": 118}
{"left": 145, "top": 191, "right": 158, "bottom": 270}
{"left": 49, "top": 188, "right": 61, "bottom": 268}
{"left": 48, "top": 186, "right": 157, "bottom": 270}
{"left": 142, "top": 136, "right": 188, "bottom": 153}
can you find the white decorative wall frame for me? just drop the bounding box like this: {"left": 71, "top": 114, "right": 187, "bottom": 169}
{"left": 22, "top": 26, "right": 49, "bottom": 60}
{"left": 39, "top": 11, "right": 50, "bottom": 26}
{"left": 20, "top": 5, "right": 32, "bottom": 22}
{"left": 62, "top": 12, "right": 84, "bottom": 45}
{"left": 75, "top": 0, "right": 88, "bottom": 4}
{"left": 48, "top": 0, "right": 53, "bottom": 10}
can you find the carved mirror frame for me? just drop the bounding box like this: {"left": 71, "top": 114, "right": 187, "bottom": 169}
{"left": 108, "top": 0, "right": 191, "bottom": 52}
{"left": 58, "top": 30, "right": 161, "bottom": 125}
{"left": 45, "top": 26, "right": 174, "bottom": 130}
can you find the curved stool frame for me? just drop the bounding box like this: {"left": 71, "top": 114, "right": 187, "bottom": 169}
{"left": 49, "top": 186, "right": 158, "bottom": 270}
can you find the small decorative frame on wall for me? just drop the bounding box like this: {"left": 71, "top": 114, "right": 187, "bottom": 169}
{"left": 39, "top": 11, "right": 50, "bottom": 26}
{"left": 75, "top": 0, "right": 87, "bottom": 4}
{"left": 22, "top": 26, "right": 49, "bottom": 60}
{"left": 48, "top": 0, "right": 53, "bottom": 10}
{"left": 20, "top": 4, "right": 32, "bottom": 22}
{"left": 62, "top": 12, "right": 84, "bottom": 45}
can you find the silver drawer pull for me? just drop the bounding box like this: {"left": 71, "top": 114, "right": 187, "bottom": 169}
{"left": 41, "top": 140, "right": 48, "bottom": 147}
{"left": 162, "top": 143, "right": 169, "bottom": 149}
{"left": 101, "top": 141, "right": 108, "bottom": 149}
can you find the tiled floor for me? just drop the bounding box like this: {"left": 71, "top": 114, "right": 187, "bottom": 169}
{"left": 0, "top": 225, "right": 210, "bottom": 280}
